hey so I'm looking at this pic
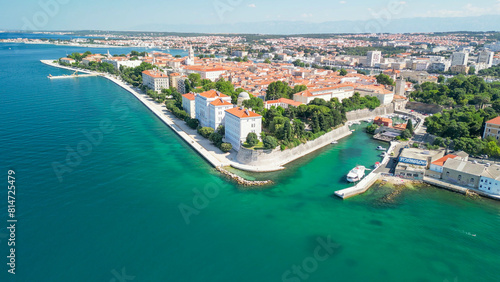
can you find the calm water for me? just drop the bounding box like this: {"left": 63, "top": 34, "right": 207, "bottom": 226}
{"left": 1, "top": 41, "right": 500, "bottom": 282}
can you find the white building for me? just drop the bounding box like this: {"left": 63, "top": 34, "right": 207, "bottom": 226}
{"left": 451, "top": 52, "right": 469, "bottom": 66}
{"left": 195, "top": 90, "right": 232, "bottom": 128}
{"left": 366, "top": 51, "right": 382, "bottom": 67}
{"left": 264, "top": 98, "right": 303, "bottom": 109}
{"left": 185, "top": 46, "right": 195, "bottom": 66}
{"left": 478, "top": 50, "right": 494, "bottom": 68}
{"left": 479, "top": 165, "right": 500, "bottom": 195}
{"left": 209, "top": 98, "right": 233, "bottom": 129}
{"left": 184, "top": 66, "right": 227, "bottom": 81}
{"left": 102, "top": 57, "right": 142, "bottom": 70}
{"left": 182, "top": 93, "right": 196, "bottom": 118}
{"left": 293, "top": 85, "right": 355, "bottom": 104}
{"left": 142, "top": 70, "right": 170, "bottom": 93}
{"left": 224, "top": 107, "right": 262, "bottom": 151}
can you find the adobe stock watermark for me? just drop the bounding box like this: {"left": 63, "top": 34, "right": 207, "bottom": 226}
{"left": 353, "top": 1, "right": 406, "bottom": 34}
{"left": 110, "top": 267, "right": 135, "bottom": 282}
{"left": 178, "top": 179, "right": 228, "bottom": 224}
{"left": 22, "top": 0, "right": 70, "bottom": 31}
{"left": 52, "top": 99, "right": 131, "bottom": 183}
{"left": 213, "top": 0, "right": 246, "bottom": 21}
{"left": 281, "top": 236, "right": 341, "bottom": 282}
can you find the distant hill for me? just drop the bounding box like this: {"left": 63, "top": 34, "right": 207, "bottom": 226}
{"left": 129, "top": 15, "right": 500, "bottom": 34}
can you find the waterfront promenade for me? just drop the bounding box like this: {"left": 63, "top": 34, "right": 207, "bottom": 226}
{"left": 41, "top": 60, "right": 353, "bottom": 173}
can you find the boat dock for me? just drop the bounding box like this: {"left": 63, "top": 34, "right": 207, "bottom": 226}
{"left": 48, "top": 73, "right": 99, "bottom": 79}
{"left": 335, "top": 141, "right": 398, "bottom": 199}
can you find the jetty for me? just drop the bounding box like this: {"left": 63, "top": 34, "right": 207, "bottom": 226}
{"left": 335, "top": 141, "right": 398, "bottom": 199}
{"left": 48, "top": 72, "right": 98, "bottom": 79}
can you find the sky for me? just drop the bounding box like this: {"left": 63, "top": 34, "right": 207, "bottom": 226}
{"left": 0, "top": 0, "right": 499, "bottom": 32}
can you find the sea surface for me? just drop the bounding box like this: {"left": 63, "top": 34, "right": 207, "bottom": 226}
{"left": 0, "top": 38, "right": 499, "bottom": 282}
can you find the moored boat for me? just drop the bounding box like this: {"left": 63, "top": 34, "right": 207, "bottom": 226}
{"left": 346, "top": 166, "right": 366, "bottom": 182}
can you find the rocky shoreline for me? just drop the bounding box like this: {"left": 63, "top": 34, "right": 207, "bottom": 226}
{"left": 216, "top": 167, "right": 273, "bottom": 187}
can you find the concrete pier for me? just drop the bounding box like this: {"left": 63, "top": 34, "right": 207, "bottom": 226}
{"left": 423, "top": 177, "right": 500, "bottom": 201}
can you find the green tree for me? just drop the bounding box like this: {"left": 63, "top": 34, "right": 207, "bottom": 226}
{"left": 198, "top": 127, "right": 214, "bottom": 138}
{"left": 407, "top": 119, "right": 414, "bottom": 134}
{"left": 263, "top": 136, "right": 278, "bottom": 150}
{"left": 400, "top": 129, "right": 412, "bottom": 140}
{"left": 186, "top": 118, "right": 199, "bottom": 129}
{"left": 188, "top": 73, "right": 201, "bottom": 87}
{"left": 246, "top": 133, "right": 259, "bottom": 146}
{"left": 339, "top": 68, "right": 348, "bottom": 76}
{"left": 437, "top": 75, "right": 445, "bottom": 83}
{"left": 264, "top": 58, "right": 271, "bottom": 64}
{"left": 220, "top": 143, "right": 233, "bottom": 153}
{"left": 266, "top": 81, "right": 292, "bottom": 100}
{"left": 209, "top": 132, "right": 223, "bottom": 147}
{"left": 366, "top": 124, "right": 379, "bottom": 134}
{"left": 375, "top": 73, "right": 395, "bottom": 86}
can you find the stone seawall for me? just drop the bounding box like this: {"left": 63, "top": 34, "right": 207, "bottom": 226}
{"left": 235, "top": 125, "right": 351, "bottom": 168}
{"left": 346, "top": 104, "right": 395, "bottom": 121}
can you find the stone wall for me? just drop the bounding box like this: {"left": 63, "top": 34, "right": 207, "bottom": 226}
{"left": 346, "top": 104, "right": 395, "bottom": 121}
{"left": 236, "top": 125, "right": 351, "bottom": 166}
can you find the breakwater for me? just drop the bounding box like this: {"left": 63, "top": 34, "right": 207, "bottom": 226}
{"left": 216, "top": 167, "right": 273, "bottom": 187}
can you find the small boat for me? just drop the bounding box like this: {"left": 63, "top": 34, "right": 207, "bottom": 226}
{"left": 347, "top": 166, "right": 366, "bottom": 182}
{"left": 376, "top": 146, "right": 387, "bottom": 151}
{"left": 331, "top": 140, "right": 338, "bottom": 144}
{"left": 380, "top": 152, "right": 387, "bottom": 157}
{"left": 374, "top": 162, "right": 381, "bottom": 168}
{"left": 351, "top": 129, "right": 355, "bottom": 132}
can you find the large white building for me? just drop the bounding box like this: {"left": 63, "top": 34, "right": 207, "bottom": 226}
{"left": 366, "top": 51, "right": 382, "bottom": 67}
{"left": 195, "top": 90, "right": 232, "bottom": 128}
{"left": 293, "top": 85, "right": 355, "bottom": 104}
{"left": 478, "top": 50, "right": 494, "bottom": 68}
{"left": 184, "top": 66, "right": 227, "bottom": 81}
{"left": 479, "top": 165, "right": 500, "bottom": 195}
{"left": 224, "top": 107, "right": 262, "bottom": 151}
{"left": 209, "top": 98, "right": 233, "bottom": 130}
{"left": 451, "top": 52, "right": 469, "bottom": 66}
{"left": 181, "top": 93, "right": 196, "bottom": 118}
{"left": 142, "top": 70, "right": 170, "bottom": 93}
{"left": 102, "top": 57, "right": 143, "bottom": 70}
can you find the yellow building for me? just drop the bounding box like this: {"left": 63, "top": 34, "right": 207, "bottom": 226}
{"left": 483, "top": 117, "right": 500, "bottom": 140}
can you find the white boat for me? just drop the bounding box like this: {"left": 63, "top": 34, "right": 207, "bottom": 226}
{"left": 346, "top": 166, "right": 366, "bottom": 182}
{"left": 374, "top": 162, "right": 381, "bottom": 168}
{"left": 331, "top": 140, "right": 338, "bottom": 144}
{"left": 376, "top": 146, "right": 387, "bottom": 151}
{"left": 380, "top": 152, "right": 387, "bottom": 157}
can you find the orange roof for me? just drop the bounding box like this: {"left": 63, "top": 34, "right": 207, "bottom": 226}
{"left": 374, "top": 117, "right": 392, "bottom": 123}
{"left": 142, "top": 70, "right": 168, "bottom": 78}
{"left": 225, "top": 107, "right": 261, "bottom": 118}
{"left": 210, "top": 98, "right": 233, "bottom": 106}
{"left": 486, "top": 116, "right": 500, "bottom": 125}
{"left": 182, "top": 93, "right": 195, "bottom": 100}
{"left": 198, "top": 89, "right": 229, "bottom": 99}
{"left": 265, "top": 98, "right": 303, "bottom": 107}
{"left": 431, "top": 155, "right": 458, "bottom": 167}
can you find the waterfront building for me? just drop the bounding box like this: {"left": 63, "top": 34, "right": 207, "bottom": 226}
{"left": 195, "top": 90, "right": 232, "bottom": 128}
{"left": 374, "top": 117, "right": 393, "bottom": 127}
{"left": 479, "top": 165, "right": 500, "bottom": 195}
{"left": 232, "top": 50, "right": 248, "bottom": 58}
{"left": 395, "top": 148, "right": 444, "bottom": 180}
{"left": 441, "top": 158, "right": 485, "bottom": 188}
{"left": 451, "top": 52, "right": 469, "bottom": 66}
{"left": 102, "top": 57, "right": 142, "bottom": 70}
{"left": 224, "top": 107, "right": 262, "bottom": 151}
{"left": 209, "top": 98, "right": 233, "bottom": 129}
{"left": 182, "top": 93, "right": 196, "bottom": 118}
{"left": 366, "top": 51, "right": 382, "bottom": 67}
{"left": 483, "top": 116, "right": 500, "bottom": 140}
{"left": 59, "top": 57, "right": 75, "bottom": 64}
{"left": 293, "top": 85, "right": 355, "bottom": 104}
{"left": 264, "top": 98, "right": 303, "bottom": 109}
{"left": 142, "top": 69, "right": 170, "bottom": 93}
{"left": 428, "top": 154, "right": 459, "bottom": 176}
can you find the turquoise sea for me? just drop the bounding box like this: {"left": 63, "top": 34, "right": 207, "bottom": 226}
{"left": 1, "top": 40, "right": 499, "bottom": 282}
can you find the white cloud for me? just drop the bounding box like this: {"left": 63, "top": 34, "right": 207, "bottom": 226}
{"left": 248, "top": 4, "right": 256, "bottom": 8}
{"left": 339, "top": 1, "right": 346, "bottom": 4}
{"left": 301, "top": 13, "right": 313, "bottom": 18}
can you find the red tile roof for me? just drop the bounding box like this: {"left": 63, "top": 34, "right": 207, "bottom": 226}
{"left": 431, "top": 155, "right": 458, "bottom": 167}
{"left": 210, "top": 98, "right": 233, "bottom": 106}
{"left": 486, "top": 116, "right": 500, "bottom": 126}
{"left": 225, "top": 107, "right": 261, "bottom": 118}
{"left": 198, "top": 89, "right": 229, "bottom": 99}
{"left": 142, "top": 70, "right": 168, "bottom": 78}
{"left": 265, "top": 98, "right": 303, "bottom": 107}
{"left": 182, "top": 93, "right": 195, "bottom": 100}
